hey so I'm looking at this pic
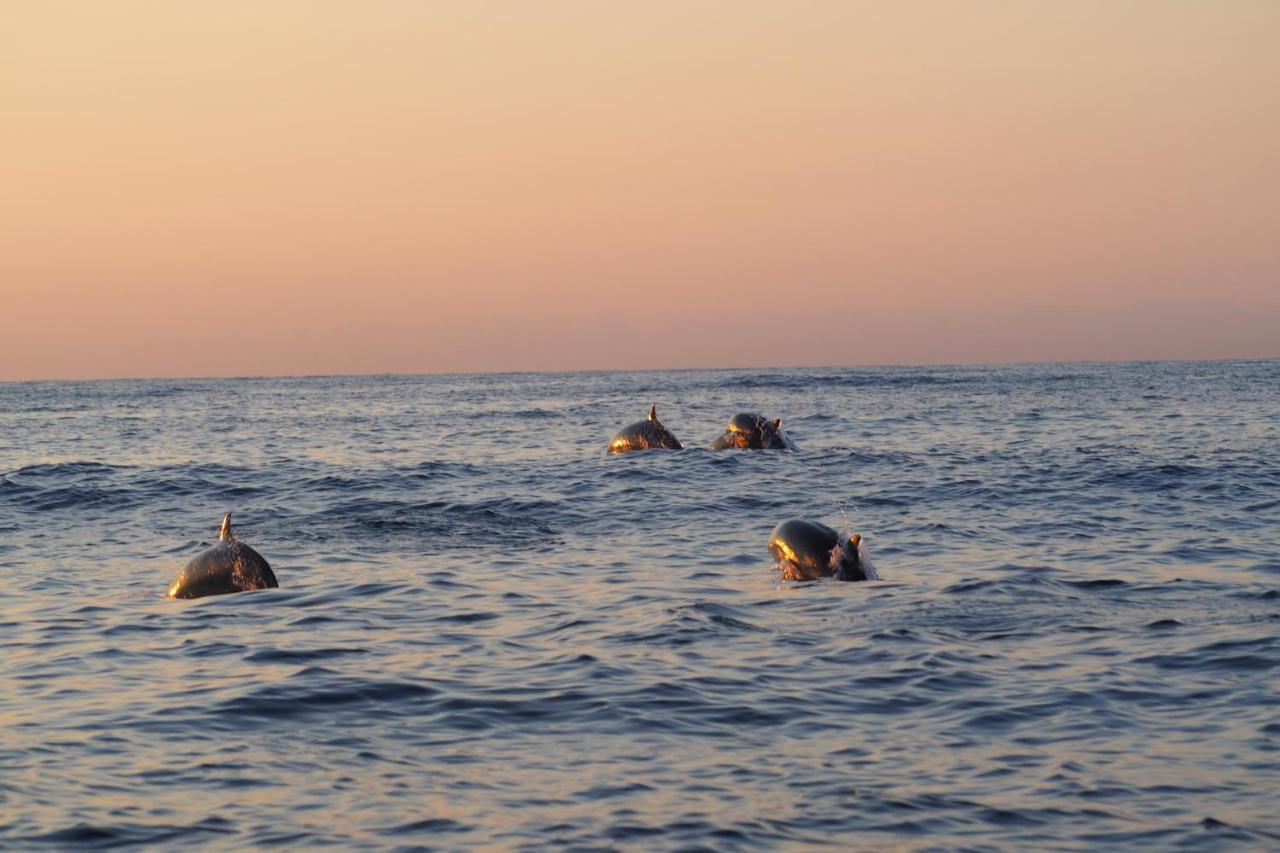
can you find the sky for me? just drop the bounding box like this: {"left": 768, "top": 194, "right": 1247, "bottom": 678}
{"left": 2, "top": 1, "right": 1277, "bottom": 381}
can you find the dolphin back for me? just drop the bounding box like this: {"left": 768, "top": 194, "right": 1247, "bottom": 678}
{"left": 768, "top": 519, "right": 873, "bottom": 582}
{"left": 608, "top": 408, "right": 684, "bottom": 453}
{"left": 711, "top": 413, "right": 797, "bottom": 450}
{"left": 167, "top": 540, "right": 278, "bottom": 599}
{"left": 768, "top": 519, "right": 840, "bottom": 580}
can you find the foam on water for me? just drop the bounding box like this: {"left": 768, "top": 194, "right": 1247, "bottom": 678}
{"left": 1, "top": 361, "right": 1278, "bottom": 848}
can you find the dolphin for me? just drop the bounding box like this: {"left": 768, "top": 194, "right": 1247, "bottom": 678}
{"left": 709, "top": 413, "right": 797, "bottom": 450}
{"left": 166, "top": 512, "right": 278, "bottom": 599}
{"left": 767, "top": 519, "right": 879, "bottom": 582}
{"left": 607, "top": 404, "right": 684, "bottom": 454}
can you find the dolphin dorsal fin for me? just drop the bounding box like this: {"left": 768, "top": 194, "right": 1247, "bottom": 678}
{"left": 648, "top": 404, "right": 657, "bottom": 422}
{"left": 219, "top": 512, "right": 232, "bottom": 542}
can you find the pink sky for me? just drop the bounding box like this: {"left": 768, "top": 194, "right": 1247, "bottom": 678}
{"left": 2, "top": 2, "right": 1277, "bottom": 381}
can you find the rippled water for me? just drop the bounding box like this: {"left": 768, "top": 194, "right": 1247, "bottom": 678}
{"left": 1, "top": 361, "right": 1278, "bottom": 849}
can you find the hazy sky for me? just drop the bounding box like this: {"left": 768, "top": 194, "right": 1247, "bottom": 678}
{"left": 3, "top": 2, "right": 1277, "bottom": 380}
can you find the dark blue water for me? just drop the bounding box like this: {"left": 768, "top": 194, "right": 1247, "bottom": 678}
{"left": 2, "top": 361, "right": 1278, "bottom": 849}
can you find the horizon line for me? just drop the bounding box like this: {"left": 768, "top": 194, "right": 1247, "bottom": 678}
{"left": 2, "top": 354, "right": 1276, "bottom": 386}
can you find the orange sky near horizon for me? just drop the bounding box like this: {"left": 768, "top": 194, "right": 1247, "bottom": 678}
{"left": 2, "top": 2, "right": 1277, "bottom": 381}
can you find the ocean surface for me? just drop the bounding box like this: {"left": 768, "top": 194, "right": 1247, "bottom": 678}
{"left": 1, "top": 360, "right": 1278, "bottom": 850}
